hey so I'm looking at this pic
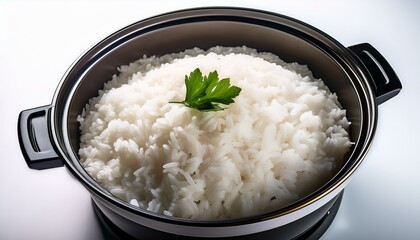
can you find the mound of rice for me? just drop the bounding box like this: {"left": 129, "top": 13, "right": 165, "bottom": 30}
{"left": 78, "top": 46, "right": 351, "bottom": 220}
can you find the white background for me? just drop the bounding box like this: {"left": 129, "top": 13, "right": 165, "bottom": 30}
{"left": 1, "top": 0, "right": 419, "bottom": 239}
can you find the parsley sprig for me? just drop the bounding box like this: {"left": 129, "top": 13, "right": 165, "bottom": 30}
{"left": 170, "top": 68, "right": 241, "bottom": 112}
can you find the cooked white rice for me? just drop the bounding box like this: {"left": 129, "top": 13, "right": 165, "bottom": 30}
{"left": 78, "top": 46, "right": 351, "bottom": 220}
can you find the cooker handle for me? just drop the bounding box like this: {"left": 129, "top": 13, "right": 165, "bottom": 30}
{"left": 348, "top": 43, "right": 402, "bottom": 105}
{"left": 18, "top": 105, "right": 64, "bottom": 170}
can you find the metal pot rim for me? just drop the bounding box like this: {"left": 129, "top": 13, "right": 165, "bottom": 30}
{"left": 38, "top": 7, "right": 392, "bottom": 236}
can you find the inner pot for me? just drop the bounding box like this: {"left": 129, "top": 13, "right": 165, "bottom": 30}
{"left": 50, "top": 8, "right": 376, "bottom": 238}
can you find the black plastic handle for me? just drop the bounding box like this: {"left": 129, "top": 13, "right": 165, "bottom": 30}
{"left": 348, "top": 43, "right": 402, "bottom": 105}
{"left": 18, "top": 105, "right": 63, "bottom": 170}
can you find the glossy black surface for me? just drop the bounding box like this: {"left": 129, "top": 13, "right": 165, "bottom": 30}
{"left": 18, "top": 105, "right": 63, "bottom": 169}
{"left": 93, "top": 192, "right": 344, "bottom": 240}
{"left": 348, "top": 43, "right": 402, "bottom": 105}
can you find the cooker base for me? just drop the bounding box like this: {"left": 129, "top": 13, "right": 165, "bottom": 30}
{"left": 92, "top": 191, "right": 343, "bottom": 240}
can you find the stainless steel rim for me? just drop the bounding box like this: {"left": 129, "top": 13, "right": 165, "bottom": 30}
{"left": 49, "top": 7, "right": 377, "bottom": 236}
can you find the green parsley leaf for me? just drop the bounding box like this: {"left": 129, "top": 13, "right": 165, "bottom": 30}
{"left": 170, "top": 68, "right": 241, "bottom": 112}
